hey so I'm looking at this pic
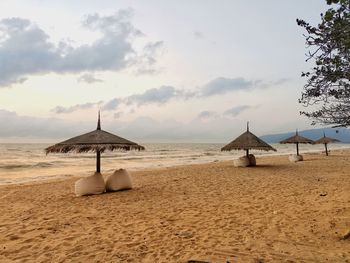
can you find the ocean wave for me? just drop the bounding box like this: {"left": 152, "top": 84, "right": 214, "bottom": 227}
{"left": 0, "top": 164, "right": 31, "bottom": 169}
{"left": 0, "top": 162, "right": 55, "bottom": 170}
{"left": 32, "top": 162, "right": 55, "bottom": 168}
{"left": 1, "top": 143, "right": 349, "bottom": 182}
{"left": 203, "top": 152, "right": 216, "bottom": 156}
{"left": 6, "top": 148, "right": 19, "bottom": 151}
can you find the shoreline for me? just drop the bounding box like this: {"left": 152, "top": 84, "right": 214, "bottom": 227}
{"left": 1, "top": 146, "right": 350, "bottom": 186}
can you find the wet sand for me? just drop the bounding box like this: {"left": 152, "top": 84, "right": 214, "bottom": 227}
{"left": 0, "top": 150, "right": 349, "bottom": 262}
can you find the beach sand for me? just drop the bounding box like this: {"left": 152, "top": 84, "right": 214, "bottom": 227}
{"left": 0, "top": 151, "right": 349, "bottom": 262}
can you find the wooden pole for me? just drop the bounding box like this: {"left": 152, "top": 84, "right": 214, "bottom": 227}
{"left": 246, "top": 149, "right": 249, "bottom": 157}
{"left": 96, "top": 150, "right": 101, "bottom": 173}
{"left": 296, "top": 142, "right": 299, "bottom": 156}
{"left": 97, "top": 111, "right": 101, "bottom": 130}
{"left": 325, "top": 143, "right": 328, "bottom": 156}
{"left": 96, "top": 111, "right": 101, "bottom": 173}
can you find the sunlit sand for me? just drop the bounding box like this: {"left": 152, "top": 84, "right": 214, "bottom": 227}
{"left": 1, "top": 150, "right": 349, "bottom": 262}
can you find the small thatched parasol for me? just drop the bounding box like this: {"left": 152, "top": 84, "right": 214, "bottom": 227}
{"left": 279, "top": 130, "right": 314, "bottom": 156}
{"left": 46, "top": 112, "right": 145, "bottom": 173}
{"left": 221, "top": 123, "right": 277, "bottom": 156}
{"left": 315, "top": 132, "right": 340, "bottom": 156}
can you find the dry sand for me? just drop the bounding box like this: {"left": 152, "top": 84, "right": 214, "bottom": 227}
{"left": 0, "top": 150, "right": 350, "bottom": 262}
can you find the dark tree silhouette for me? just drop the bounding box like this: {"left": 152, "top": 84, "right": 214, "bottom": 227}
{"left": 297, "top": 0, "right": 350, "bottom": 127}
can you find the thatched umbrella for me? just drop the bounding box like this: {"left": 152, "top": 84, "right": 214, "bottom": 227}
{"left": 279, "top": 130, "right": 314, "bottom": 156}
{"left": 315, "top": 132, "right": 340, "bottom": 156}
{"left": 46, "top": 112, "right": 145, "bottom": 173}
{"left": 221, "top": 123, "right": 277, "bottom": 156}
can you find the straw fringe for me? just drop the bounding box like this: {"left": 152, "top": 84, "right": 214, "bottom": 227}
{"left": 45, "top": 128, "right": 145, "bottom": 155}
{"left": 221, "top": 130, "right": 276, "bottom": 152}
{"left": 45, "top": 143, "right": 144, "bottom": 154}
{"left": 221, "top": 145, "right": 275, "bottom": 151}
{"left": 280, "top": 135, "right": 315, "bottom": 144}
{"left": 315, "top": 137, "right": 340, "bottom": 144}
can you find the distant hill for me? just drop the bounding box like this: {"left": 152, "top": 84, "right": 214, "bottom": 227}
{"left": 261, "top": 127, "right": 350, "bottom": 143}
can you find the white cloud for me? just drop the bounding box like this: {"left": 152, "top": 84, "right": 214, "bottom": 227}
{"left": 193, "top": 31, "right": 204, "bottom": 39}
{"left": 200, "top": 77, "right": 256, "bottom": 97}
{"left": 135, "top": 41, "right": 164, "bottom": 74}
{"left": 0, "top": 10, "right": 163, "bottom": 87}
{"left": 115, "top": 116, "right": 243, "bottom": 142}
{"left": 77, "top": 73, "right": 103, "bottom": 83}
{"left": 51, "top": 102, "right": 100, "bottom": 114}
{"left": 125, "top": 85, "right": 185, "bottom": 106}
{"left": 53, "top": 85, "right": 191, "bottom": 113}
{"left": 223, "top": 105, "right": 254, "bottom": 117}
{"left": 113, "top": 112, "right": 123, "bottom": 119}
{"left": 0, "top": 109, "right": 241, "bottom": 142}
{"left": 0, "top": 109, "right": 90, "bottom": 138}
{"left": 51, "top": 76, "right": 281, "bottom": 114}
{"left": 0, "top": 108, "right": 315, "bottom": 143}
{"left": 197, "top": 110, "right": 219, "bottom": 120}
{"left": 101, "top": 98, "right": 122, "bottom": 111}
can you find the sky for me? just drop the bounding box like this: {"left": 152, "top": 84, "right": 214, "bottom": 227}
{"left": 0, "top": 0, "right": 330, "bottom": 143}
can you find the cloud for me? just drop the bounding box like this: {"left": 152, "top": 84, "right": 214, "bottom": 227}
{"left": 51, "top": 102, "right": 99, "bottom": 114}
{"left": 0, "top": 109, "right": 242, "bottom": 142}
{"left": 101, "top": 98, "right": 122, "bottom": 111}
{"left": 5, "top": 108, "right": 297, "bottom": 143}
{"left": 0, "top": 10, "right": 163, "bottom": 87}
{"left": 259, "top": 78, "right": 291, "bottom": 89}
{"left": 196, "top": 105, "right": 256, "bottom": 121}
{"left": 223, "top": 105, "right": 254, "bottom": 117}
{"left": 126, "top": 85, "right": 184, "bottom": 106}
{"left": 271, "top": 78, "right": 290, "bottom": 85}
{"left": 0, "top": 18, "right": 59, "bottom": 86}
{"left": 0, "top": 109, "right": 91, "bottom": 138}
{"left": 96, "top": 77, "right": 261, "bottom": 111}
{"left": 200, "top": 77, "right": 256, "bottom": 97}
{"left": 78, "top": 73, "right": 103, "bottom": 84}
{"left": 113, "top": 112, "right": 123, "bottom": 119}
{"left": 197, "top": 110, "right": 218, "bottom": 120}
{"left": 193, "top": 31, "right": 204, "bottom": 39}
{"left": 101, "top": 85, "right": 190, "bottom": 111}
{"left": 117, "top": 115, "right": 248, "bottom": 142}
{"left": 51, "top": 76, "right": 282, "bottom": 114}
{"left": 52, "top": 85, "right": 189, "bottom": 113}
{"left": 135, "top": 41, "right": 164, "bottom": 74}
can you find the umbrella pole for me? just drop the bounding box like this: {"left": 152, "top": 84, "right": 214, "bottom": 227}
{"left": 325, "top": 143, "right": 328, "bottom": 156}
{"left": 296, "top": 143, "right": 299, "bottom": 156}
{"left": 246, "top": 149, "right": 249, "bottom": 157}
{"left": 96, "top": 150, "right": 101, "bottom": 173}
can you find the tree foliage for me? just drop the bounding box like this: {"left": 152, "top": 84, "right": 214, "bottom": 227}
{"left": 297, "top": 0, "right": 350, "bottom": 127}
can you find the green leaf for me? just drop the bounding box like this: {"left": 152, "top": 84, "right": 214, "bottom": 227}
{"left": 324, "top": 11, "right": 334, "bottom": 21}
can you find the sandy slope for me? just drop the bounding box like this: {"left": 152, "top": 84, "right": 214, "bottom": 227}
{"left": 0, "top": 151, "right": 349, "bottom": 262}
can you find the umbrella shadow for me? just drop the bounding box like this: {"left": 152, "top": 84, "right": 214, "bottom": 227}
{"left": 253, "top": 164, "right": 276, "bottom": 168}
{"left": 302, "top": 158, "right": 320, "bottom": 162}
{"left": 103, "top": 188, "right": 134, "bottom": 195}
{"left": 230, "top": 164, "right": 282, "bottom": 169}
{"left": 255, "top": 164, "right": 291, "bottom": 169}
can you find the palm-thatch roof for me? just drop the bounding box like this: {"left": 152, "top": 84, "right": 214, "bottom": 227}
{"left": 315, "top": 132, "right": 340, "bottom": 156}
{"left": 315, "top": 136, "right": 340, "bottom": 144}
{"left": 279, "top": 130, "right": 315, "bottom": 144}
{"left": 315, "top": 133, "right": 340, "bottom": 144}
{"left": 221, "top": 124, "right": 276, "bottom": 152}
{"left": 46, "top": 112, "right": 145, "bottom": 173}
{"left": 45, "top": 129, "right": 145, "bottom": 154}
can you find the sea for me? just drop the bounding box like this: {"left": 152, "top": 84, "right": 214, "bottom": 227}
{"left": 0, "top": 143, "right": 349, "bottom": 185}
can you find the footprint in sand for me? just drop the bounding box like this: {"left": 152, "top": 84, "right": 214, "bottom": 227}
{"left": 0, "top": 190, "right": 17, "bottom": 200}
